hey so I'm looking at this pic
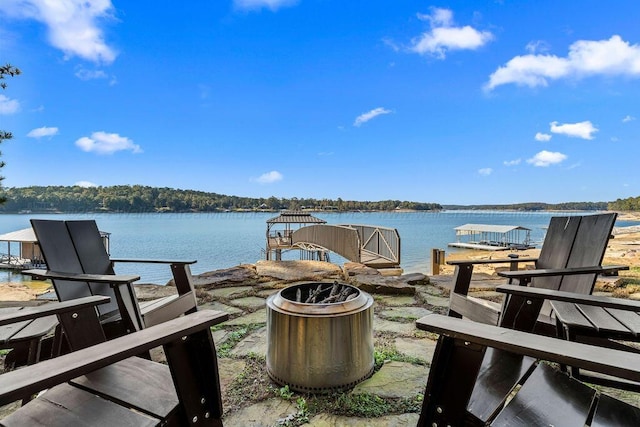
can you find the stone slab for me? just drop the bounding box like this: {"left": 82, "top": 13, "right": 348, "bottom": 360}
{"left": 230, "top": 327, "right": 268, "bottom": 358}
{"left": 256, "top": 288, "right": 279, "bottom": 298}
{"left": 352, "top": 361, "right": 428, "bottom": 399}
{"left": 377, "top": 296, "right": 416, "bottom": 307}
{"left": 353, "top": 275, "right": 416, "bottom": 295}
{"left": 223, "top": 310, "right": 267, "bottom": 326}
{"left": 199, "top": 301, "right": 243, "bottom": 316}
{"left": 394, "top": 337, "right": 437, "bottom": 363}
{"left": 306, "top": 413, "right": 420, "bottom": 426}
{"left": 190, "top": 265, "right": 258, "bottom": 289}
{"left": 223, "top": 398, "right": 298, "bottom": 427}
{"left": 255, "top": 260, "right": 343, "bottom": 282}
{"left": 207, "top": 286, "right": 254, "bottom": 299}
{"left": 230, "top": 296, "right": 266, "bottom": 310}
{"left": 379, "top": 306, "right": 432, "bottom": 322}
{"left": 218, "top": 358, "right": 247, "bottom": 401}
{"left": 421, "top": 294, "right": 451, "bottom": 308}
{"left": 373, "top": 316, "right": 417, "bottom": 335}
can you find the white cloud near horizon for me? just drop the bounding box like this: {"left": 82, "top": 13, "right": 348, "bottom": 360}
{"left": 255, "top": 171, "right": 283, "bottom": 184}
{"left": 233, "top": 0, "right": 298, "bottom": 11}
{"left": 409, "top": 7, "right": 493, "bottom": 59}
{"left": 535, "top": 132, "right": 552, "bottom": 142}
{"left": 550, "top": 120, "right": 598, "bottom": 139}
{"left": 623, "top": 115, "right": 636, "bottom": 122}
{"left": 0, "top": 94, "right": 20, "bottom": 114}
{"left": 478, "top": 168, "right": 493, "bottom": 176}
{"left": 504, "top": 159, "right": 521, "bottom": 166}
{"left": 75, "top": 180, "right": 98, "bottom": 187}
{"left": 27, "top": 126, "right": 59, "bottom": 138}
{"left": 486, "top": 35, "right": 640, "bottom": 91}
{"left": 527, "top": 150, "right": 567, "bottom": 167}
{"left": 75, "top": 131, "right": 142, "bottom": 154}
{"left": 0, "top": 0, "right": 117, "bottom": 64}
{"left": 354, "top": 107, "right": 392, "bottom": 127}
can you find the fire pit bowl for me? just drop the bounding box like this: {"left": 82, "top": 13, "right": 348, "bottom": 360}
{"left": 266, "top": 282, "right": 374, "bottom": 393}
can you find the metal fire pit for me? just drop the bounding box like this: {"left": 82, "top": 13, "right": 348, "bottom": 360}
{"left": 266, "top": 282, "right": 374, "bottom": 393}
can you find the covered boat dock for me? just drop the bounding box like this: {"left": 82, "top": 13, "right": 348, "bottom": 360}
{"left": 448, "top": 224, "right": 533, "bottom": 251}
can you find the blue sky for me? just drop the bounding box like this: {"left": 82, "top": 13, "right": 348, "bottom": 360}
{"left": 1, "top": 1, "right": 639, "bottom": 205}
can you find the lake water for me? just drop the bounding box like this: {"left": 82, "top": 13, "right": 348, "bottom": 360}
{"left": 0, "top": 211, "right": 637, "bottom": 285}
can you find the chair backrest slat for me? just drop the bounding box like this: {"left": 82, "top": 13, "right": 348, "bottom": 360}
{"left": 559, "top": 213, "right": 616, "bottom": 295}
{"left": 31, "top": 219, "right": 119, "bottom": 317}
{"left": 532, "top": 215, "right": 582, "bottom": 291}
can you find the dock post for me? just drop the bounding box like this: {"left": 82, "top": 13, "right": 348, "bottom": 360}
{"left": 431, "top": 248, "right": 445, "bottom": 275}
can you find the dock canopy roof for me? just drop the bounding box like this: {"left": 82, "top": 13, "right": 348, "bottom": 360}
{"left": 267, "top": 211, "right": 327, "bottom": 224}
{"left": 0, "top": 227, "right": 110, "bottom": 243}
{"left": 454, "top": 224, "right": 530, "bottom": 234}
{"left": 0, "top": 227, "right": 38, "bottom": 243}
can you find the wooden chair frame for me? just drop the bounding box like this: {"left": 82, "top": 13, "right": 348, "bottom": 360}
{"left": 0, "top": 300, "right": 228, "bottom": 426}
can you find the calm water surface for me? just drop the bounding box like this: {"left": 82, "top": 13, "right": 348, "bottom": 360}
{"left": 0, "top": 211, "right": 636, "bottom": 285}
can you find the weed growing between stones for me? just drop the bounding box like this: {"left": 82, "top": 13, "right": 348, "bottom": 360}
{"left": 215, "top": 324, "right": 263, "bottom": 357}
{"left": 306, "top": 392, "right": 423, "bottom": 419}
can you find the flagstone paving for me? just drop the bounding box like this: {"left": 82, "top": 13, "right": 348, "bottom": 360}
{"left": 230, "top": 327, "right": 268, "bottom": 358}
{"left": 352, "top": 361, "right": 429, "bottom": 399}
{"left": 211, "top": 276, "right": 439, "bottom": 426}
{"left": 229, "top": 296, "right": 267, "bottom": 310}
{"left": 305, "top": 413, "right": 420, "bottom": 426}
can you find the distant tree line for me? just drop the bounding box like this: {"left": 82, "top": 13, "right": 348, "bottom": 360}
{"left": 0, "top": 185, "right": 442, "bottom": 213}
{"left": 608, "top": 197, "right": 640, "bottom": 211}
{"left": 443, "top": 201, "right": 608, "bottom": 211}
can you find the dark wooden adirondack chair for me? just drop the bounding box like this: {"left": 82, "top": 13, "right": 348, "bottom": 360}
{"left": 447, "top": 212, "right": 625, "bottom": 333}
{"left": 24, "top": 219, "right": 198, "bottom": 338}
{"left": 0, "top": 298, "right": 228, "bottom": 426}
{"left": 417, "top": 311, "right": 640, "bottom": 426}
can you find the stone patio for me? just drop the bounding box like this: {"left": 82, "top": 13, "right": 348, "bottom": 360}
{"left": 178, "top": 261, "right": 440, "bottom": 426}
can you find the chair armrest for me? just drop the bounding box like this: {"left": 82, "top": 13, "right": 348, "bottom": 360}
{"left": 0, "top": 309, "right": 228, "bottom": 405}
{"left": 0, "top": 296, "right": 110, "bottom": 326}
{"left": 497, "top": 265, "right": 629, "bottom": 284}
{"left": 447, "top": 257, "right": 538, "bottom": 266}
{"left": 496, "top": 284, "right": 640, "bottom": 312}
{"left": 416, "top": 313, "right": 640, "bottom": 383}
{"left": 22, "top": 269, "right": 140, "bottom": 285}
{"left": 110, "top": 258, "right": 196, "bottom": 265}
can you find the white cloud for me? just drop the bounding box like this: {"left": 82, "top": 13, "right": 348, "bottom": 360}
{"left": 353, "top": 107, "right": 392, "bottom": 127}
{"left": 535, "top": 132, "right": 552, "bottom": 142}
{"left": 486, "top": 35, "right": 640, "bottom": 91}
{"left": 75, "top": 131, "right": 142, "bottom": 154}
{"left": 233, "top": 0, "right": 298, "bottom": 11}
{"left": 527, "top": 150, "right": 567, "bottom": 167}
{"left": 623, "top": 115, "right": 636, "bottom": 122}
{"left": 75, "top": 68, "right": 108, "bottom": 80}
{"left": 74, "top": 180, "right": 98, "bottom": 187}
{"left": 255, "top": 171, "right": 283, "bottom": 184}
{"left": 478, "top": 168, "right": 493, "bottom": 176}
{"left": 0, "top": 0, "right": 117, "bottom": 63}
{"left": 526, "top": 40, "right": 550, "bottom": 54}
{"left": 0, "top": 94, "right": 20, "bottom": 114}
{"left": 504, "top": 159, "right": 521, "bottom": 166}
{"left": 27, "top": 126, "right": 59, "bottom": 138}
{"left": 409, "top": 8, "right": 493, "bottom": 59}
{"left": 550, "top": 121, "right": 598, "bottom": 139}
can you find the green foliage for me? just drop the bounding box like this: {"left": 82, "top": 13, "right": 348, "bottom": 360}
{"left": 217, "top": 324, "right": 262, "bottom": 357}
{"left": 0, "top": 185, "right": 443, "bottom": 213}
{"left": 307, "top": 392, "right": 423, "bottom": 418}
{"left": 0, "top": 63, "right": 21, "bottom": 205}
{"left": 445, "top": 201, "right": 608, "bottom": 211}
{"left": 278, "top": 385, "right": 294, "bottom": 400}
{"left": 609, "top": 196, "right": 640, "bottom": 211}
{"left": 374, "top": 348, "right": 427, "bottom": 370}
